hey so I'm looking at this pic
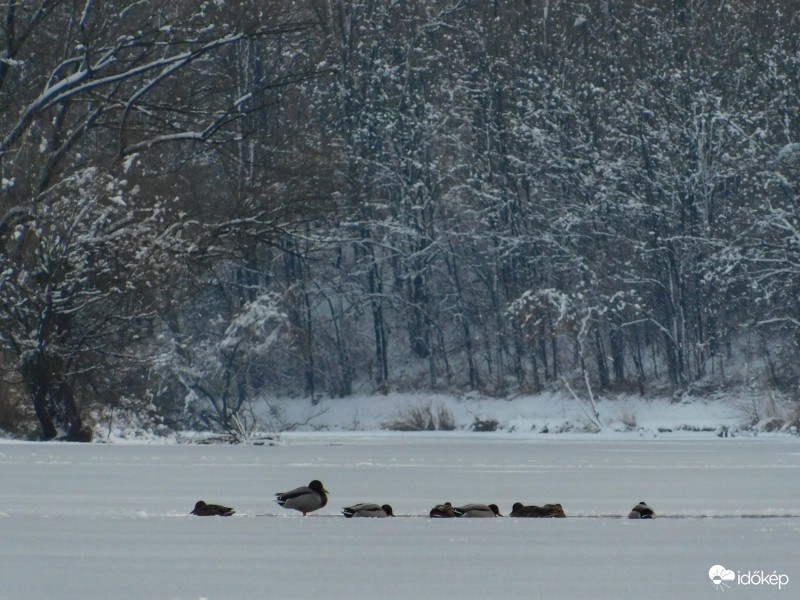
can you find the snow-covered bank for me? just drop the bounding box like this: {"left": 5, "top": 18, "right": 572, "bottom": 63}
{"left": 86, "top": 389, "right": 800, "bottom": 444}
{"left": 1, "top": 436, "right": 798, "bottom": 599}
{"left": 240, "top": 390, "right": 795, "bottom": 436}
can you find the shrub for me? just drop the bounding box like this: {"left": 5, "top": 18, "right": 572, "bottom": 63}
{"left": 436, "top": 404, "right": 456, "bottom": 431}
{"left": 471, "top": 417, "right": 499, "bottom": 432}
{"left": 618, "top": 405, "right": 638, "bottom": 431}
{"left": 382, "top": 403, "right": 456, "bottom": 431}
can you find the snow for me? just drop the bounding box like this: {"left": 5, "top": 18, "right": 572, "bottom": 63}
{"left": 122, "top": 153, "right": 139, "bottom": 173}
{"left": 238, "top": 391, "right": 761, "bottom": 437}
{"left": 1, "top": 434, "right": 798, "bottom": 599}
{"left": 778, "top": 142, "right": 800, "bottom": 160}
{"left": 233, "top": 93, "right": 252, "bottom": 109}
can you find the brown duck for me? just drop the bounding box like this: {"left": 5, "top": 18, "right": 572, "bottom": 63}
{"left": 627, "top": 501, "right": 655, "bottom": 519}
{"left": 190, "top": 500, "right": 235, "bottom": 516}
{"left": 429, "top": 502, "right": 456, "bottom": 518}
{"left": 509, "top": 502, "right": 566, "bottom": 518}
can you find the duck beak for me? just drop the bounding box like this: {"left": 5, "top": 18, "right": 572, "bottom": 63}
{"left": 323, "top": 486, "right": 330, "bottom": 494}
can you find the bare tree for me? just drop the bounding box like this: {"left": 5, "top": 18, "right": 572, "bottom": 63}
{"left": 0, "top": 0, "right": 321, "bottom": 439}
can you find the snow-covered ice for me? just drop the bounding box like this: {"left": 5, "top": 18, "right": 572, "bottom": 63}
{"left": 1, "top": 433, "right": 798, "bottom": 599}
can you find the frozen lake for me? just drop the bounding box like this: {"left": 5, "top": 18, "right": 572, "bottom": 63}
{"left": 1, "top": 433, "right": 798, "bottom": 599}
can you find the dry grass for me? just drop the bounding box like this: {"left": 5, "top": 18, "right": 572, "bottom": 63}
{"left": 382, "top": 403, "right": 456, "bottom": 431}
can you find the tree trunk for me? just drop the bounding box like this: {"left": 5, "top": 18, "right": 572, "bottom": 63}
{"left": 22, "top": 352, "right": 89, "bottom": 441}
{"left": 445, "top": 250, "right": 479, "bottom": 390}
{"left": 609, "top": 327, "right": 626, "bottom": 385}
{"left": 594, "top": 329, "right": 610, "bottom": 390}
{"left": 31, "top": 380, "right": 58, "bottom": 441}
{"left": 59, "top": 383, "right": 91, "bottom": 442}
{"left": 366, "top": 249, "right": 388, "bottom": 389}
{"left": 22, "top": 352, "right": 58, "bottom": 441}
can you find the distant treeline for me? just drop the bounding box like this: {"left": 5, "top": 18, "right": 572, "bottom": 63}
{"left": 1, "top": 1, "right": 798, "bottom": 439}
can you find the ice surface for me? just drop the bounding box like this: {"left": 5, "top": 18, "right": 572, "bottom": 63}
{"left": 1, "top": 434, "right": 798, "bottom": 599}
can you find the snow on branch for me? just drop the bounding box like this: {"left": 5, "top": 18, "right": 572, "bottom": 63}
{"left": 1, "top": 31, "right": 244, "bottom": 156}
{"left": 121, "top": 102, "right": 241, "bottom": 155}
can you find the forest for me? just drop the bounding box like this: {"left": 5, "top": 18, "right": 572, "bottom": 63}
{"left": 1, "top": 0, "right": 798, "bottom": 440}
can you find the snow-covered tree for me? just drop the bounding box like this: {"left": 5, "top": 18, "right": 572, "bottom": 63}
{"left": 0, "top": 1, "right": 324, "bottom": 438}
{"left": 0, "top": 167, "right": 181, "bottom": 439}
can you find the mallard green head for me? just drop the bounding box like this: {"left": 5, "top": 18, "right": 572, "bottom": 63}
{"left": 309, "top": 480, "right": 329, "bottom": 494}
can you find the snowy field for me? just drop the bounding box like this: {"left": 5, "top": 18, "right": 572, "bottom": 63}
{"left": 1, "top": 433, "right": 799, "bottom": 600}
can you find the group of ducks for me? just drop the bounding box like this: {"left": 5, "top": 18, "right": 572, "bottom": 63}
{"left": 427, "top": 502, "right": 564, "bottom": 518}
{"left": 191, "top": 480, "right": 657, "bottom": 520}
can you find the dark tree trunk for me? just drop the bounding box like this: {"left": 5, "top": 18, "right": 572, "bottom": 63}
{"left": 594, "top": 329, "right": 610, "bottom": 389}
{"left": 445, "top": 250, "right": 479, "bottom": 390}
{"left": 60, "top": 383, "right": 91, "bottom": 442}
{"left": 22, "top": 352, "right": 89, "bottom": 441}
{"left": 410, "top": 274, "right": 431, "bottom": 359}
{"left": 22, "top": 352, "right": 58, "bottom": 441}
{"left": 367, "top": 252, "right": 388, "bottom": 388}
{"left": 609, "top": 327, "right": 626, "bottom": 385}
{"left": 31, "top": 381, "right": 58, "bottom": 441}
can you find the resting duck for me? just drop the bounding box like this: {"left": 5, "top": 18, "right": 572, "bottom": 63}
{"left": 275, "top": 480, "right": 329, "bottom": 516}
{"left": 190, "top": 500, "right": 235, "bottom": 516}
{"left": 429, "top": 502, "right": 456, "bottom": 518}
{"left": 509, "top": 502, "right": 566, "bottom": 518}
{"left": 454, "top": 503, "right": 502, "bottom": 518}
{"left": 627, "top": 501, "right": 655, "bottom": 519}
{"left": 342, "top": 503, "right": 395, "bottom": 518}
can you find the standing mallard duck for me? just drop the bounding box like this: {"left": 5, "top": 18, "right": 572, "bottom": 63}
{"left": 454, "top": 503, "right": 502, "bottom": 518}
{"left": 275, "top": 480, "right": 329, "bottom": 516}
{"left": 190, "top": 500, "right": 235, "bottom": 516}
{"left": 627, "top": 501, "right": 655, "bottom": 519}
{"left": 342, "top": 503, "right": 395, "bottom": 518}
{"left": 429, "top": 502, "right": 456, "bottom": 518}
{"left": 509, "top": 502, "right": 566, "bottom": 518}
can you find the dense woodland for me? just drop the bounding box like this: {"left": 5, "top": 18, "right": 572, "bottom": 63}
{"left": 1, "top": 0, "right": 799, "bottom": 440}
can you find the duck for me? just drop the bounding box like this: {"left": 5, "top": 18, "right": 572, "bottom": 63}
{"left": 509, "top": 502, "right": 566, "bottom": 518}
{"left": 627, "top": 501, "right": 655, "bottom": 519}
{"left": 190, "top": 500, "right": 235, "bottom": 516}
{"left": 429, "top": 502, "right": 456, "bottom": 518}
{"left": 453, "top": 503, "right": 502, "bottom": 518}
{"left": 275, "top": 480, "right": 329, "bottom": 516}
{"left": 342, "top": 503, "right": 395, "bottom": 518}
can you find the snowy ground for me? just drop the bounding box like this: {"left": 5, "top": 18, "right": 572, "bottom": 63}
{"left": 174, "top": 390, "right": 791, "bottom": 440}
{"left": 1, "top": 433, "right": 798, "bottom": 599}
